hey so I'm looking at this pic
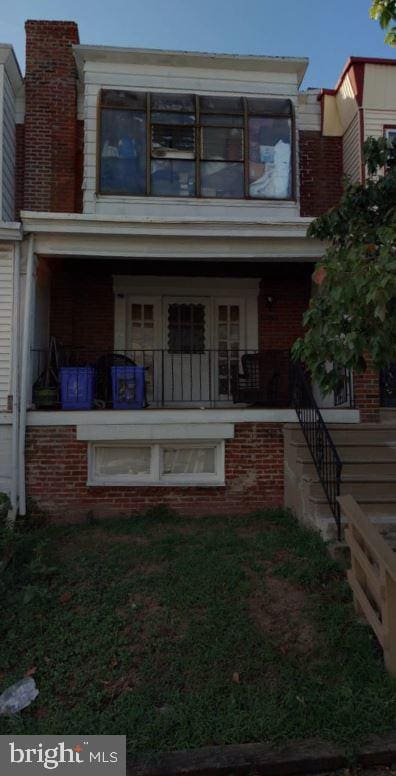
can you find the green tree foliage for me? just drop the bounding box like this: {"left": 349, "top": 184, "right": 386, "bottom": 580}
{"left": 293, "top": 137, "right": 396, "bottom": 395}
{"left": 370, "top": 0, "right": 396, "bottom": 45}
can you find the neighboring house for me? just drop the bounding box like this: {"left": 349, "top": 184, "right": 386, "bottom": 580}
{"left": 0, "top": 44, "right": 22, "bottom": 511}
{"left": 1, "top": 21, "right": 396, "bottom": 533}
{"left": 320, "top": 56, "right": 396, "bottom": 185}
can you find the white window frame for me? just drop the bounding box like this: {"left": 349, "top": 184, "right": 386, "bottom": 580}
{"left": 384, "top": 127, "right": 396, "bottom": 143}
{"left": 88, "top": 440, "right": 225, "bottom": 486}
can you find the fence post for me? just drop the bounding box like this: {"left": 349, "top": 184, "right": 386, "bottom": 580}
{"left": 383, "top": 572, "right": 396, "bottom": 677}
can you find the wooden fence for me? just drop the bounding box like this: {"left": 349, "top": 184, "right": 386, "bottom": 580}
{"left": 338, "top": 494, "right": 396, "bottom": 677}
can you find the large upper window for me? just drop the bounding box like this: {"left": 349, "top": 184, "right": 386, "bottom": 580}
{"left": 99, "top": 91, "right": 293, "bottom": 200}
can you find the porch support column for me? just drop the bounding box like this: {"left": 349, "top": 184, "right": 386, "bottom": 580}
{"left": 18, "top": 234, "right": 36, "bottom": 516}
{"left": 9, "top": 242, "right": 21, "bottom": 521}
{"left": 354, "top": 358, "right": 381, "bottom": 423}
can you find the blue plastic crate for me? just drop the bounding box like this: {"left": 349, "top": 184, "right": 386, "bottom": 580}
{"left": 59, "top": 367, "right": 95, "bottom": 410}
{"left": 111, "top": 365, "right": 145, "bottom": 409}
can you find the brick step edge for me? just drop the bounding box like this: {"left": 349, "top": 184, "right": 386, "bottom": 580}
{"left": 127, "top": 731, "right": 396, "bottom": 775}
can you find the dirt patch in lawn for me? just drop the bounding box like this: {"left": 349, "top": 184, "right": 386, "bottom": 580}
{"left": 101, "top": 667, "right": 141, "bottom": 698}
{"left": 247, "top": 566, "right": 317, "bottom": 655}
{"left": 61, "top": 529, "right": 152, "bottom": 557}
{"left": 237, "top": 521, "right": 277, "bottom": 538}
{"left": 126, "top": 560, "right": 167, "bottom": 576}
{"left": 105, "top": 533, "right": 151, "bottom": 546}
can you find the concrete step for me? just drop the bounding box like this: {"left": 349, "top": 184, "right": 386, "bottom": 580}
{"left": 380, "top": 409, "right": 396, "bottom": 425}
{"left": 300, "top": 460, "right": 396, "bottom": 478}
{"left": 296, "top": 444, "right": 396, "bottom": 461}
{"left": 284, "top": 422, "right": 396, "bottom": 539}
{"left": 290, "top": 430, "right": 396, "bottom": 447}
{"left": 310, "top": 478, "right": 396, "bottom": 499}
{"left": 310, "top": 495, "right": 396, "bottom": 522}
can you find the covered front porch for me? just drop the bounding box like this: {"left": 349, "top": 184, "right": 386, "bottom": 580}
{"left": 30, "top": 256, "right": 352, "bottom": 413}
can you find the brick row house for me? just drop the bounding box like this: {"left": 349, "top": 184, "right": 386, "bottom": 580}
{"left": 1, "top": 20, "right": 396, "bottom": 536}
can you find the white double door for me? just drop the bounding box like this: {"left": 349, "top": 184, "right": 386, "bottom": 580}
{"left": 126, "top": 295, "right": 245, "bottom": 405}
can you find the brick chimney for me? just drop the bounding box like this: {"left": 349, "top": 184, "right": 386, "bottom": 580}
{"left": 24, "top": 20, "right": 80, "bottom": 212}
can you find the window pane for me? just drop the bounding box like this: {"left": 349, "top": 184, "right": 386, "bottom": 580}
{"left": 101, "top": 90, "right": 146, "bottom": 110}
{"left": 100, "top": 109, "right": 146, "bottom": 194}
{"left": 200, "top": 95, "right": 243, "bottom": 114}
{"left": 151, "top": 160, "right": 195, "bottom": 196}
{"left": 168, "top": 303, "right": 205, "bottom": 353}
{"left": 201, "top": 127, "right": 243, "bottom": 161}
{"left": 151, "top": 93, "right": 195, "bottom": 112}
{"left": 201, "top": 162, "right": 244, "bottom": 198}
{"left": 95, "top": 446, "right": 151, "bottom": 477}
{"left": 248, "top": 117, "right": 292, "bottom": 199}
{"left": 162, "top": 447, "right": 215, "bottom": 474}
{"left": 200, "top": 114, "right": 244, "bottom": 127}
{"left": 247, "top": 98, "right": 292, "bottom": 116}
{"left": 152, "top": 125, "right": 195, "bottom": 158}
{"left": 151, "top": 111, "right": 195, "bottom": 125}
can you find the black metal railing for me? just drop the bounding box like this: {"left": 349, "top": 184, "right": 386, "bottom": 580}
{"left": 291, "top": 361, "right": 342, "bottom": 539}
{"left": 30, "top": 347, "right": 293, "bottom": 410}
{"left": 380, "top": 363, "right": 396, "bottom": 407}
{"left": 333, "top": 367, "right": 354, "bottom": 407}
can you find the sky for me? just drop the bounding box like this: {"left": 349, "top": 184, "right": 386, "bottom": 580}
{"left": 1, "top": 0, "right": 395, "bottom": 89}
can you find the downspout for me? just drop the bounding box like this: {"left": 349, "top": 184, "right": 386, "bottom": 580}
{"left": 8, "top": 240, "right": 21, "bottom": 525}
{"left": 18, "top": 233, "right": 34, "bottom": 517}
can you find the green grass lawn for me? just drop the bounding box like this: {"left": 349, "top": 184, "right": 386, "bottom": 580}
{"left": 0, "top": 507, "right": 395, "bottom": 757}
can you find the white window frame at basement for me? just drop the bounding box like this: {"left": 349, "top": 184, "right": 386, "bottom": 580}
{"left": 88, "top": 440, "right": 225, "bottom": 486}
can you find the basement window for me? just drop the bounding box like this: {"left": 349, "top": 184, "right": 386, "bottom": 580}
{"left": 89, "top": 441, "right": 225, "bottom": 486}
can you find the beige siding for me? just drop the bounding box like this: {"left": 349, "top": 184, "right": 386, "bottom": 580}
{"left": 322, "top": 93, "right": 343, "bottom": 137}
{"left": 0, "top": 250, "right": 13, "bottom": 410}
{"left": 336, "top": 72, "right": 358, "bottom": 132}
{"left": 343, "top": 113, "right": 361, "bottom": 183}
{"left": 2, "top": 70, "right": 16, "bottom": 221}
{"left": 363, "top": 65, "right": 396, "bottom": 110}
{"left": 364, "top": 108, "right": 396, "bottom": 140}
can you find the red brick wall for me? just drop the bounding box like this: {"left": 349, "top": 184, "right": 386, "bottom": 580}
{"left": 258, "top": 264, "right": 312, "bottom": 350}
{"left": 15, "top": 124, "right": 25, "bottom": 219}
{"left": 354, "top": 359, "right": 381, "bottom": 423}
{"left": 49, "top": 264, "right": 114, "bottom": 352}
{"left": 26, "top": 423, "right": 284, "bottom": 521}
{"left": 299, "top": 131, "right": 343, "bottom": 217}
{"left": 24, "top": 20, "right": 80, "bottom": 212}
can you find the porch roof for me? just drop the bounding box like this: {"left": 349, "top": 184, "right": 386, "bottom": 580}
{"left": 20, "top": 212, "right": 325, "bottom": 262}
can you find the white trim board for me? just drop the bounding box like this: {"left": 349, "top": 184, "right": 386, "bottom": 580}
{"left": 27, "top": 409, "right": 361, "bottom": 425}
{"left": 77, "top": 423, "right": 235, "bottom": 441}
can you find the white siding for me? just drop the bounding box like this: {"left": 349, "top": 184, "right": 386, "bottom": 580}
{"left": 2, "top": 70, "right": 16, "bottom": 221}
{"left": 82, "top": 59, "right": 301, "bottom": 219}
{"left": 0, "top": 421, "right": 12, "bottom": 494}
{"left": 364, "top": 109, "right": 396, "bottom": 140}
{"left": 0, "top": 250, "right": 13, "bottom": 410}
{"left": 297, "top": 90, "right": 321, "bottom": 132}
{"left": 343, "top": 113, "right": 361, "bottom": 183}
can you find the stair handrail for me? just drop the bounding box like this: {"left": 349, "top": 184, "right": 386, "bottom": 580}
{"left": 291, "top": 361, "right": 343, "bottom": 539}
